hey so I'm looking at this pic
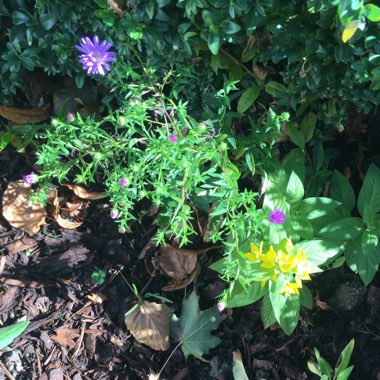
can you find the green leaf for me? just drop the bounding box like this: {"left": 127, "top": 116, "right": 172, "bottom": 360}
{"left": 299, "top": 286, "right": 313, "bottom": 310}
{"left": 261, "top": 293, "right": 277, "bottom": 329}
{"left": 39, "top": 14, "right": 56, "bottom": 30}
{"left": 335, "top": 339, "right": 355, "bottom": 375}
{"left": 0, "top": 320, "right": 30, "bottom": 350}
{"left": 291, "top": 215, "right": 313, "bottom": 240}
{"left": 330, "top": 171, "right": 356, "bottom": 212}
{"left": 297, "top": 197, "right": 341, "bottom": 220}
{"left": 296, "top": 240, "right": 344, "bottom": 266}
{"left": 286, "top": 171, "right": 304, "bottom": 204}
{"left": 224, "top": 281, "right": 265, "bottom": 308}
{"left": 237, "top": 86, "right": 260, "bottom": 114}
{"left": 208, "top": 31, "right": 222, "bottom": 55}
{"left": 342, "top": 19, "right": 359, "bottom": 43}
{"left": 233, "top": 351, "right": 249, "bottom": 380}
{"left": 0, "top": 132, "right": 14, "bottom": 151}
{"left": 307, "top": 360, "right": 323, "bottom": 377}
{"left": 265, "top": 81, "right": 287, "bottom": 97}
{"left": 336, "top": 366, "right": 354, "bottom": 380}
{"left": 12, "top": 10, "right": 30, "bottom": 25}
{"left": 363, "top": 4, "right": 380, "bottom": 22}
{"left": 319, "top": 218, "right": 364, "bottom": 241}
{"left": 300, "top": 112, "right": 316, "bottom": 142}
{"left": 221, "top": 20, "right": 241, "bottom": 34}
{"left": 356, "top": 229, "right": 379, "bottom": 285}
{"left": 357, "top": 164, "right": 380, "bottom": 216}
{"left": 282, "top": 148, "right": 305, "bottom": 184}
{"left": 286, "top": 122, "right": 305, "bottom": 151}
{"left": 170, "top": 291, "right": 224, "bottom": 360}
{"left": 314, "top": 347, "right": 333, "bottom": 377}
{"left": 145, "top": 0, "right": 155, "bottom": 19}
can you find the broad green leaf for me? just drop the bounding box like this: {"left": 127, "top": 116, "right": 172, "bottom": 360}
{"left": 336, "top": 366, "right": 354, "bottom": 380}
{"left": 299, "top": 286, "right": 313, "bottom": 310}
{"left": 296, "top": 240, "right": 344, "bottom": 266}
{"left": 221, "top": 20, "right": 241, "bottom": 34}
{"left": 297, "top": 197, "right": 341, "bottom": 219}
{"left": 261, "top": 293, "right": 276, "bottom": 329}
{"left": 319, "top": 218, "right": 364, "bottom": 241}
{"left": 356, "top": 230, "right": 379, "bottom": 285}
{"left": 342, "top": 20, "right": 359, "bottom": 43}
{"left": 286, "top": 122, "right": 305, "bottom": 151}
{"left": 237, "top": 86, "right": 260, "bottom": 114}
{"left": 300, "top": 112, "right": 316, "bottom": 142}
{"left": 357, "top": 164, "right": 380, "bottom": 216}
{"left": 12, "top": 10, "right": 31, "bottom": 25}
{"left": 232, "top": 350, "right": 249, "bottom": 380}
{"left": 363, "top": 4, "right": 380, "bottom": 22}
{"left": 39, "top": 14, "right": 56, "bottom": 30}
{"left": 291, "top": 215, "right": 313, "bottom": 240}
{"left": 330, "top": 170, "right": 356, "bottom": 212}
{"left": 265, "top": 81, "right": 287, "bottom": 97}
{"left": 335, "top": 339, "right": 355, "bottom": 375}
{"left": 170, "top": 291, "right": 224, "bottom": 360}
{"left": 208, "top": 31, "right": 222, "bottom": 55}
{"left": 224, "top": 281, "right": 265, "bottom": 308}
{"left": 282, "top": 148, "right": 305, "bottom": 184}
{"left": 0, "top": 320, "right": 30, "bottom": 350}
{"left": 286, "top": 171, "right": 304, "bottom": 204}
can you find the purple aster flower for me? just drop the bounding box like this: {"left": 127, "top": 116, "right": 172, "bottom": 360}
{"left": 217, "top": 302, "right": 225, "bottom": 313}
{"left": 119, "top": 178, "right": 129, "bottom": 187}
{"left": 67, "top": 112, "right": 75, "bottom": 122}
{"left": 269, "top": 209, "right": 286, "bottom": 224}
{"left": 75, "top": 36, "right": 116, "bottom": 76}
{"left": 169, "top": 134, "right": 178, "bottom": 143}
{"left": 110, "top": 210, "right": 118, "bottom": 219}
{"left": 22, "top": 172, "right": 38, "bottom": 186}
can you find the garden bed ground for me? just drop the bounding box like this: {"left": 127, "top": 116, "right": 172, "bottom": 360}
{"left": 1, "top": 110, "right": 380, "bottom": 380}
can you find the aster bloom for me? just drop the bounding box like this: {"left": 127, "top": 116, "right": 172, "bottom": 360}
{"left": 269, "top": 209, "right": 286, "bottom": 224}
{"left": 119, "top": 177, "right": 129, "bottom": 187}
{"left": 216, "top": 302, "right": 225, "bottom": 313}
{"left": 67, "top": 112, "right": 75, "bottom": 122}
{"left": 75, "top": 36, "right": 116, "bottom": 76}
{"left": 22, "top": 172, "right": 38, "bottom": 186}
{"left": 110, "top": 210, "right": 118, "bottom": 219}
{"left": 168, "top": 134, "right": 178, "bottom": 143}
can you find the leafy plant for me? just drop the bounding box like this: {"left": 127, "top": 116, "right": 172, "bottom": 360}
{"left": 91, "top": 269, "right": 106, "bottom": 285}
{"left": 307, "top": 339, "right": 355, "bottom": 380}
{"left": 0, "top": 320, "right": 30, "bottom": 350}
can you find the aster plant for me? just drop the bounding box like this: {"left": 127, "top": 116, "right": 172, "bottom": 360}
{"left": 75, "top": 35, "right": 116, "bottom": 76}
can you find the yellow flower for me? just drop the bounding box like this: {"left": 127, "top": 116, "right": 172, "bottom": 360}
{"left": 280, "top": 281, "right": 301, "bottom": 297}
{"left": 277, "top": 251, "right": 299, "bottom": 273}
{"left": 260, "top": 246, "right": 277, "bottom": 269}
{"left": 244, "top": 241, "right": 263, "bottom": 262}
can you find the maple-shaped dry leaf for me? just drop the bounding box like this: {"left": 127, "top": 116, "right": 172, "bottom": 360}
{"left": 2, "top": 181, "right": 47, "bottom": 235}
{"left": 125, "top": 301, "right": 170, "bottom": 351}
{"left": 64, "top": 184, "right": 108, "bottom": 200}
{"left": 158, "top": 244, "right": 197, "bottom": 279}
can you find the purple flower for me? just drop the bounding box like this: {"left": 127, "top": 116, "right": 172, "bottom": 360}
{"left": 110, "top": 210, "right": 118, "bottom": 219}
{"left": 269, "top": 209, "right": 286, "bottom": 224}
{"left": 169, "top": 134, "right": 178, "bottom": 143}
{"left": 22, "top": 172, "right": 38, "bottom": 186}
{"left": 217, "top": 302, "right": 225, "bottom": 313}
{"left": 67, "top": 112, "right": 75, "bottom": 122}
{"left": 75, "top": 36, "right": 116, "bottom": 76}
{"left": 119, "top": 178, "right": 129, "bottom": 187}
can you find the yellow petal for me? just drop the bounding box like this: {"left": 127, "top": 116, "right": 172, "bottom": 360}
{"left": 342, "top": 20, "right": 359, "bottom": 43}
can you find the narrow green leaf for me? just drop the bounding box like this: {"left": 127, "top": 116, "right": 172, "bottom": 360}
{"left": 237, "top": 86, "right": 260, "bottom": 114}
{"left": 336, "top": 365, "right": 354, "bottom": 380}
{"left": 335, "top": 339, "right": 355, "bottom": 375}
{"left": 314, "top": 347, "right": 333, "bottom": 377}
{"left": 0, "top": 320, "right": 30, "bottom": 350}
{"left": 307, "top": 361, "right": 322, "bottom": 377}
{"left": 145, "top": 0, "right": 155, "bottom": 19}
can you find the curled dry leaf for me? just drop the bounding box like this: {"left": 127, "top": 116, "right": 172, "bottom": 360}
{"left": 162, "top": 267, "right": 198, "bottom": 292}
{"left": 0, "top": 106, "right": 51, "bottom": 124}
{"left": 55, "top": 214, "right": 83, "bottom": 229}
{"left": 64, "top": 184, "right": 108, "bottom": 200}
{"left": 87, "top": 292, "right": 108, "bottom": 304}
{"left": 125, "top": 301, "right": 170, "bottom": 351}
{"left": 2, "top": 181, "right": 47, "bottom": 236}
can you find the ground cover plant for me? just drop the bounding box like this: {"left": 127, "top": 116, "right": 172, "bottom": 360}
{"left": 0, "top": 0, "right": 380, "bottom": 379}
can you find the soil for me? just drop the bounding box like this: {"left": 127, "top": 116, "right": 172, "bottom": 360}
{"left": 1, "top": 109, "right": 380, "bottom": 380}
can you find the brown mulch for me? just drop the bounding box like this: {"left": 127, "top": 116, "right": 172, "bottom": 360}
{"left": 1, "top": 109, "right": 380, "bottom": 379}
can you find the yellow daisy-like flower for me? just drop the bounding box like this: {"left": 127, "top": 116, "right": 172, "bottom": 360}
{"left": 244, "top": 241, "right": 264, "bottom": 262}
{"left": 277, "top": 251, "right": 299, "bottom": 273}
{"left": 260, "top": 246, "right": 277, "bottom": 269}
{"left": 280, "top": 281, "right": 301, "bottom": 297}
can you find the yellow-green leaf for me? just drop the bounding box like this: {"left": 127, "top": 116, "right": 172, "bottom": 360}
{"left": 342, "top": 20, "right": 359, "bottom": 43}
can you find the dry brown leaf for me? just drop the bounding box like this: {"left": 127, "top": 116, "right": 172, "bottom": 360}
{"left": 158, "top": 244, "right": 197, "bottom": 279}
{"left": 0, "top": 106, "right": 51, "bottom": 124}
{"left": 109, "top": 0, "right": 125, "bottom": 16}
{"left": 87, "top": 292, "right": 108, "bottom": 304}
{"left": 162, "top": 267, "right": 197, "bottom": 291}
{"left": 55, "top": 214, "right": 83, "bottom": 229}
{"left": 6, "top": 237, "right": 37, "bottom": 255}
{"left": 125, "top": 301, "right": 170, "bottom": 351}
{"left": 51, "top": 328, "right": 80, "bottom": 349}
{"left": 2, "top": 181, "right": 47, "bottom": 235}
{"left": 64, "top": 184, "right": 108, "bottom": 200}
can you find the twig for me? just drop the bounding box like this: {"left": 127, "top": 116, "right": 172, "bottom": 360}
{"left": 0, "top": 360, "right": 16, "bottom": 380}
{"left": 72, "top": 321, "right": 86, "bottom": 358}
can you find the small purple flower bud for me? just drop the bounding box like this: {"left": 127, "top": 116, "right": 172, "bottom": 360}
{"left": 169, "top": 134, "right": 178, "bottom": 143}
{"left": 269, "top": 209, "right": 286, "bottom": 224}
{"left": 26, "top": 200, "right": 33, "bottom": 208}
{"left": 67, "top": 112, "right": 75, "bottom": 122}
{"left": 22, "top": 172, "right": 38, "bottom": 186}
{"left": 217, "top": 302, "right": 225, "bottom": 313}
{"left": 110, "top": 210, "right": 118, "bottom": 219}
{"left": 118, "top": 227, "right": 126, "bottom": 234}
{"left": 119, "top": 178, "right": 129, "bottom": 187}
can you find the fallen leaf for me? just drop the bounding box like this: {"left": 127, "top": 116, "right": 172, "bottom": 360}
{"left": 0, "top": 106, "right": 51, "bottom": 124}
{"left": 170, "top": 291, "right": 224, "bottom": 360}
{"left": 125, "top": 301, "right": 170, "bottom": 351}
{"left": 109, "top": 0, "right": 125, "bottom": 16}
{"left": 233, "top": 349, "right": 249, "bottom": 380}
{"left": 87, "top": 292, "right": 108, "bottom": 304}
{"left": 316, "top": 300, "right": 331, "bottom": 310}
{"left": 51, "top": 328, "right": 80, "bottom": 349}
{"left": 55, "top": 214, "right": 83, "bottom": 229}
{"left": 162, "top": 267, "right": 197, "bottom": 291}
{"left": 6, "top": 237, "right": 37, "bottom": 255}
{"left": 158, "top": 244, "right": 197, "bottom": 279}
{"left": 2, "top": 181, "right": 47, "bottom": 235}
{"left": 64, "top": 184, "right": 108, "bottom": 200}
